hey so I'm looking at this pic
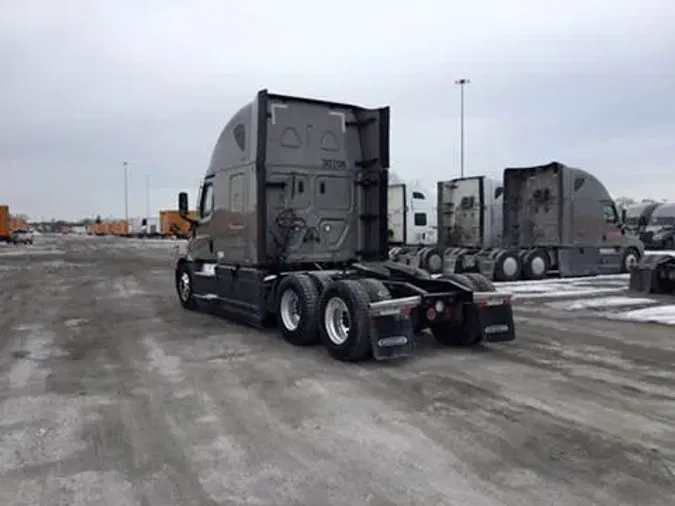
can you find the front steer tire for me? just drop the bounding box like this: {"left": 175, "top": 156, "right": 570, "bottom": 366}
{"left": 318, "top": 280, "right": 373, "bottom": 362}
{"left": 175, "top": 262, "right": 198, "bottom": 311}
{"left": 275, "top": 273, "right": 320, "bottom": 346}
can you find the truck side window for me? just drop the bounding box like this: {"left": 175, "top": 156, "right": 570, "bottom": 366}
{"left": 412, "top": 191, "right": 425, "bottom": 200}
{"left": 414, "top": 212, "right": 427, "bottom": 226}
{"left": 602, "top": 202, "right": 618, "bottom": 223}
{"left": 200, "top": 183, "right": 215, "bottom": 219}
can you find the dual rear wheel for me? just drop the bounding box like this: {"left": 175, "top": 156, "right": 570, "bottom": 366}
{"left": 427, "top": 272, "right": 495, "bottom": 346}
{"left": 275, "top": 273, "right": 391, "bottom": 361}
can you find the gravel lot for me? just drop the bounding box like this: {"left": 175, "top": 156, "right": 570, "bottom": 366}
{"left": 1, "top": 235, "right": 674, "bottom": 506}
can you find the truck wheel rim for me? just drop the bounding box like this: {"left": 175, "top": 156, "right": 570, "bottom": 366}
{"left": 179, "top": 272, "right": 191, "bottom": 301}
{"left": 625, "top": 252, "right": 638, "bottom": 270}
{"left": 428, "top": 253, "right": 443, "bottom": 273}
{"left": 502, "top": 257, "right": 518, "bottom": 278}
{"left": 530, "top": 256, "right": 546, "bottom": 276}
{"left": 280, "top": 289, "right": 301, "bottom": 331}
{"left": 325, "top": 297, "right": 350, "bottom": 345}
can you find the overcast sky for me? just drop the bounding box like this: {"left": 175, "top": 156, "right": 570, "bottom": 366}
{"left": 1, "top": 0, "right": 674, "bottom": 221}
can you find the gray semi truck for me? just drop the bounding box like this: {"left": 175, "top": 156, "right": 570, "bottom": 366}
{"left": 437, "top": 175, "right": 504, "bottom": 274}
{"left": 387, "top": 181, "right": 444, "bottom": 274}
{"left": 172, "top": 90, "right": 515, "bottom": 362}
{"left": 387, "top": 176, "right": 503, "bottom": 275}
{"left": 624, "top": 201, "right": 661, "bottom": 236}
{"left": 639, "top": 202, "right": 675, "bottom": 250}
{"left": 475, "top": 162, "right": 644, "bottom": 281}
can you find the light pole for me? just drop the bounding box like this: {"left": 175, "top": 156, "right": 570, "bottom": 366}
{"left": 123, "top": 161, "right": 129, "bottom": 226}
{"left": 454, "top": 78, "right": 470, "bottom": 178}
{"left": 145, "top": 174, "right": 150, "bottom": 224}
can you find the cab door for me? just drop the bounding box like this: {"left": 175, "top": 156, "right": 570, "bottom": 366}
{"left": 188, "top": 177, "right": 217, "bottom": 295}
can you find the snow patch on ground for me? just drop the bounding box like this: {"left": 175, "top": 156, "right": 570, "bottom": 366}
{"left": 608, "top": 305, "right": 675, "bottom": 325}
{"left": 108, "top": 277, "right": 146, "bottom": 298}
{"left": 496, "top": 273, "right": 629, "bottom": 287}
{"left": 143, "top": 336, "right": 185, "bottom": 384}
{"left": 644, "top": 250, "right": 675, "bottom": 256}
{"left": 498, "top": 286, "right": 622, "bottom": 300}
{"left": 547, "top": 296, "right": 658, "bottom": 311}
{"left": 0, "top": 247, "right": 63, "bottom": 257}
{"left": 495, "top": 274, "right": 630, "bottom": 300}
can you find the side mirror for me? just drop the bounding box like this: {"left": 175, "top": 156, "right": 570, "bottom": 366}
{"left": 178, "top": 192, "right": 189, "bottom": 215}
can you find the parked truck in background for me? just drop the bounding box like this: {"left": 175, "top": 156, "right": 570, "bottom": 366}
{"left": 437, "top": 176, "right": 504, "bottom": 275}
{"left": 160, "top": 210, "right": 197, "bottom": 238}
{"left": 172, "top": 90, "right": 515, "bottom": 362}
{"left": 623, "top": 201, "right": 661, "bottom": 236}
{"left": 0, "top": 205, "right": 11, "bottom": 242}
{"left": 387, "top": 181, "right": 443, "bottom": 273}
{"left": 640, "top": 203, "right": 675, "bottom": 250}
{"left": 475, "top": 161, "right": 644, "bottom": 281}
{"left": 10, "top": 215, "right": 27, "bottom": 233}
{"left": 130, "top": 217, "right": 161, "bottom": 237}
{"left": 88, "top": 223, "right": 111, "bottom": 235}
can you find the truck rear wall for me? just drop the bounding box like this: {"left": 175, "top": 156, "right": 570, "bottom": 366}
{"left": 437, "top": 176, "right": 503, "bottom": 249}
{"left": 503, "top": 164, "right": 564, "bottom": 247}
{"left": 205, "top": 90, "right": 390, "bottom": 266}
{"left": 503, "top": 162, "right": 616, "bottom": 248}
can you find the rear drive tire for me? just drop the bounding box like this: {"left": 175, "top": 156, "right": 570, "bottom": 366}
{"left": 429, "top": 314, "right": 478, "bottom": 347}
{"left": 357, "top": 278, "right": 392, "bottom": 302}
{"left": 383, "top": 261, "right": 433, "bottom": 279}
{"left": 175, "top": 263, "right": 198, "bottom": 310}
{"left": 440, "top": 273, "right": 476, "bottom": 290}
{"left": 522, "top": 249, "right": 549, "bottom": 280}
{"left": 276, "top": 273, "right": 320, "bottom": 346}
{"left": 306, "top": 271, "right": 333, "bottom": 294}
{"left": 463, "top": 272, "right": 496, "bottom": 292}
{"left": 424, "top": 248, "right": 444, "bottom": 274}
{"left": 620, "top": 247, "right": 640, "bottom": 273}
{"left": 431, "top": 274, "right": 482, "bottom": 346}
{"left": 493, "top": 250, "right": 522, "bottom": 282}
{"left": 318, "top": 280, "right": 373, "bottom": 362}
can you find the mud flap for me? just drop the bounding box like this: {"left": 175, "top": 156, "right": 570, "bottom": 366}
{"left": 629, "top": 254, "right": 675, "bottom": 294}
{"left": 368, "top": 295, "right": 419, "bottom": 360}
{"left": 369, "top": 313, "right": 416, "bottom": 360}
{"left": 471, "top": 291, "right": 516, "bottom": 343}
{"left": 442, "top": 248, "right": 460, "bottom": 274}
{"left": 476, "top": 250, "right": 497, "bottom": 280}
{"left": 444, "top": 248, "right": 477, "bottom": 274}
{"left": 476, "top": 304, "right": 516, "bottom": 343}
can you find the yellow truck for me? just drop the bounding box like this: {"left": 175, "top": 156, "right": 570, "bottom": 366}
{"left": 160, "top": 209, "right": 197, "bottom": 238}
{"left": 0, "top": 205, "right": 10, "bottom": 242}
